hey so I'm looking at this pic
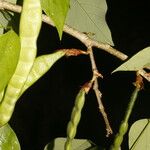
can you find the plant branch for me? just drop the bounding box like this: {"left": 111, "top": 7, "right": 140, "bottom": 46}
{"left": 138, "top": 69, "right": 150, "bottom": 82}
{"left": 88, "top": 46, "right": 113, "bottom": 137}
{"left": 0, "top": 0, "right": 128, "bottom": 61}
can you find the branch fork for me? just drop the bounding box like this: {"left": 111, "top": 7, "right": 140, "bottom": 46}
{"left": 0, "top": 0, "right": 128, "bottom": 61}
{"left": 0, "top": 0, "right": 131, "bottom": 137}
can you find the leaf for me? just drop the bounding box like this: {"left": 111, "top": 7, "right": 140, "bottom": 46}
{"left": 65, "top": 0, "right": 114, "bottom": 45}
{"left": 42, "top": 0, "right": 70, "bottom": 39}
{"left": 0, "top": 30, "right": 20, "bottom": 93}
{"left": 0, "top": 0, "right": 17, "bottom": 35}
{"left": 143, "top": 63, "right": 150, "bottom": 69}
{"left": 21, "top": 50, "right": 66, "bottom": 94}
{"left": 44, "top": 137, "right": 96, "bottom": 150}
{"left": 112, "top": 47, "right": 150, "bottom": 73}
{"left": 129, "top": 119, "right": 150, "bottom": 150}
{"left": 0, "top": 124, "right": 21, "bottom": 150}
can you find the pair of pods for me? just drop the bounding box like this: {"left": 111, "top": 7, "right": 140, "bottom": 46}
{"left": 0, "top": 0, "right": 66, "bottom": 127}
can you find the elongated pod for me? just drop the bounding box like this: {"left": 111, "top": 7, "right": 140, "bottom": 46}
{"left": 22, "top": 50, "right": 66, "bottom": 93}
{"left": 0, "top": 0, "right": 42, "bottom": 126}
{"left": 110, "top": 87, "right": 140, "bottom": 150}
{"left": 65, "top": 89, "right": 86, "bottom": 150}
{"left": 21, "top": 49, "right": 86, "bottom": 94}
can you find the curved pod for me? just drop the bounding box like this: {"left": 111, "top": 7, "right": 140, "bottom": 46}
{"left": 0, "top": 0, "right": 42, "bottom": 126}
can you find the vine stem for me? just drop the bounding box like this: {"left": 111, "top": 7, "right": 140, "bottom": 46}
{"left": 0, "top": 0, "right": 128, "bottom": 61}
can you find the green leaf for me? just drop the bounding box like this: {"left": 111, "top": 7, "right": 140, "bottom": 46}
{"left": 129, "top": 119, "right": 150, "bottom": 150}
{"left": 65, "top": 0, "right": 114, "bottom": 45}
{"left": 112, "top": 47, "right": 150, "bottom": 73}
{"left": 21, "top": 50, "right": 66, "bottom": 94}
{"left": 42, "top": 0, "right": 70, "bottom": 39}
{"left": 0, "top": 124, "right": 21, "bottom": 150}
{"left": 0, "top": 30, "right": 20, "bottom": 93}
{"left": 0, "top": 0, "right": 17, "bottom": 35}
{"left": 44, "top": 138, "right": 96, "bottom": 150}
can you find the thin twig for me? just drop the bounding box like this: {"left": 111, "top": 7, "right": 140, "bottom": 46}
{"left": 138, "top": 69, "right": 150, "bottom": 82}
{"left": 93, "top": 79, "right": 113, "bottom": 137}
{"left": 88, "top": 46, "right": 113, "bottom": 137}
{"left": 0, "top": 0, "right": 128, "bottom": 61}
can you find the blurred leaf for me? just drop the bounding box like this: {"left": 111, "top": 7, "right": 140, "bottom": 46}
{"left": 129, "top": 119, "right": 150, "bottom": 150}
{"left": 66, "top": 0, "right": 114, "bottom": 45}
{"left": 0, "top": 0, "right": 17, "bottom": 34}
{"left": 42, "top": 0, "right": 70, "bottom": 39}
{"left": 44, "top": 137, "right": 97, "bottom": 150}
{"left": 112, "top": 47, "right": 150, "bottom": 73}
{"left": 0, "top": 30, "right": 20, "bottom": 93}
{"left": 0, "top": 124, "right": 20, "bottom": 150}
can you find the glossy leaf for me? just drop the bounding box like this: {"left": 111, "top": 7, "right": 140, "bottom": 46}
{"left": 65, "top": 0, "right": 114, "bottom": 45}
{"left": 0, "top": 0, "right": 17, "bottom": 34}
{"left": 42, "top": 0, "right": 70, "bottom": 39}
{"left": 44, "top": 137, "right": 96, "bottom": 150}
{"left": 21, "top": 50, "right": 66, "bottom": 94}
{"left": 0, "top": 30, "right": 20, "bottom": 93}
{"left": 0, "top": 124, "right": 20, "bottom": 150}
{"left": 112, "top": 47, "right": 150, "bottom": 73}
{"left": 129, "top": 119, "right": 150, "bottom": 150}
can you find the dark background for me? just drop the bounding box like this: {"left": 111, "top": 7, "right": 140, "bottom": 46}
{"left": 10, "top": 0, "right": 150, "bottom": 150}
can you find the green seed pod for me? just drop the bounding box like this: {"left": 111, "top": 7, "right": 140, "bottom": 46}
{"left": 64, "top": 139, "right": 71, "bottom": 150}
{"left": 67, "top": 122, "right": 77, "bottom": 140}
{"left": 70, "top": 108, "right": 81, "bottom": 126}
{"left": 0, "top": 0, "right": 42, "bottom": 126}
{"left": 119, "top": 122, "right": 128, "bottom": 135}
{"left": 65, "top": 89, "right": 86, "bottom": 150}
{"left": 21, "top": 50, "right": 66, "bottom": 94}
{"left": 113, "top": 134, "right": 123, "bottom": 148}
{"left": 110, "top": 87, "right": 140, "bottom": 150}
